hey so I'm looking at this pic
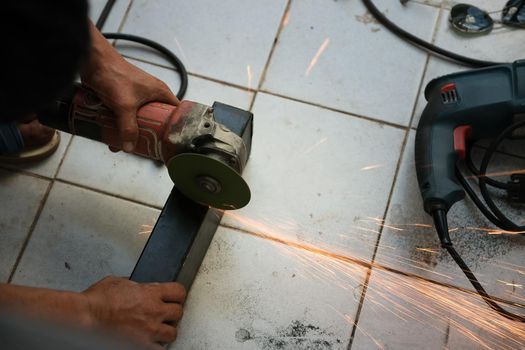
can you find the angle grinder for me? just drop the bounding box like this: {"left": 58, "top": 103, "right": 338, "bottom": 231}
{"left": 39, "top": 84, "right": 251, "bottom": 210}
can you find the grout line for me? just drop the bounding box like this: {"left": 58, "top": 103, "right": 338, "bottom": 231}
{"left": 117, "top": 0, "right": 135, "bottom": 33}
{"left": 0, "top": 150, "right": 163, "bottom": 211}
{"left": 0, "top": 165, "right": 53, "bottom": 182}
{"left": 219, "top": 223, "right": 524, "bottom": 308}
{"left": 53, "top": 178, "right": 164, "bottom": 210}
{"left": 407, "top": 0, "right": 443, "bottom": 129}
{"left": 7, "top": 181, "right": 54, "bottom": 283}
{"left": 346, "top": 127, "right": 411, "bottom": 349}
{"left": 347, "top": 7, "right": 444, "bottom": 347}
{"left": 186, "top": 71, "right": 257, "bottom": 93}
{"left": 52, "top": 135, "right": 75, "bottom": 179}
{"left": 123, "top": 54, "right": 258, "bottom": 93}
{"left": 248, "top": 0, "right": 293, "bottom": 112}
{"left": 260, "top": 90, "right": 409, "bottom": 130}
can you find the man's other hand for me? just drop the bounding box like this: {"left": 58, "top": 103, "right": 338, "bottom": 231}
{"left": 83, "top": 276, "right": 186, "bottom": 349}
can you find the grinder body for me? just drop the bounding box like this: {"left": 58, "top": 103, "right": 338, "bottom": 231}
{"left": 39, "top": 84, "right": 251, "bottom": 209}
{"left": 415, "top": 61, "right": 525, "bottom": 216}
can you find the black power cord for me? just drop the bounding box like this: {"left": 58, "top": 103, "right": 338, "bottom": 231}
{"left": 361, "top": 0, "right": 503, "bottom": 67}
{"left": 102, "top": 33, "right": 188, "bottom": 100}
{"left": 95, "top": 0, "right": 188, "bottom": 100}
{"left": 448, "top": 120, "right": 525, "bottom": 321}
{"left": 445, "top": 244, "right": 525, "bottom": 322}
{"left": 361, "top": 0, "right": 525, "bottom": 321}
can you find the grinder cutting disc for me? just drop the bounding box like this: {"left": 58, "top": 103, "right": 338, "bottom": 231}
{"left": 167, "top": 153, "right": 250, "bottom": 210}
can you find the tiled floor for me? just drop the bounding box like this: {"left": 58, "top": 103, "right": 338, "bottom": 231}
{"left": 1, "top": 0, "right": 525, "bottom": 349}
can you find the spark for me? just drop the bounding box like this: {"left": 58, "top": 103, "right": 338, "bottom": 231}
{"left": 467, "top": 227, "right": 525, "bottom": 235}
{"left": 497, "top": 280, "right": 523, "bottom": 289}
{"left": 361, "top": 164, "right": 385, "bottom": 171}
{"left": 466, "top": 168, "right": 525, "bottom": 180}
{"left": 223, "top": 212, "right": 525, "bottom": 348}
{"left": 375, "top": 223, "right": 404, "bottom": 231}
{"left": 415, "top": 247, "right": 440, "bottom": 254}
{"left": 303, "top": 137, "right": 327, "bottom": 155}
{"left": 138, "top": 224, "right": 153, "bottom": 235}
{"left": 305, "top": 38, "right": 330, "bottom": 76}
{"left": 413, "top": 223, "right": 433, "bottom": 228}
{"left": 282, "top": 9, "right": 290, "bottom": 27}
{"left": 246, "top": 65, "right": 253, "bottom": 89}
{"left": 171, "top": 35, "right": 189, "bottom": 65}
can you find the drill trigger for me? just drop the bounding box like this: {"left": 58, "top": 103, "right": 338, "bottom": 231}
{"left": 453, "top": 125, "right": 472, "bottom": 160}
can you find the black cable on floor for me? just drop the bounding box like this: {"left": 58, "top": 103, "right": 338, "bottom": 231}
{"left": 445, "top": 245, "right": 525, "bottom": 322}
{"left": 102, "top": 33, "right": 188, "bottom": 100}
{"left": 361, "top": 0, "right": 503, "bottom": 67}
{"left": 95, "top": 0, "right": 188, "bottom": 100}
{"left": 451, "top": 120, "right": 525, "bottom": 321}
{"left": 478, "top": 121, "right": 525, "bottom": 231}
{"left": 95, "top": 0, "right": 116, "bottom": 30}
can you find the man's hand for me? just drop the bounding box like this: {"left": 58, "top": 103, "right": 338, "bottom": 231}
{"left": 81, "top": 21, "right": 179, "bottom": 153}
{"left": 83, "top": 276, "right": 186, "bottom": 349}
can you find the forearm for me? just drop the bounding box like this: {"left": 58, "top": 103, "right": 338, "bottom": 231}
{"left": 0, "top": 283, "right": 92, "bottom": 328}
{"left": 81, "top": 20, "right": 124, "bottom": 82}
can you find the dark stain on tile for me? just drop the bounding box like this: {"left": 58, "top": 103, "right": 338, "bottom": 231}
{"left": 236, "top": 320, "right": 341, "bottom": 349}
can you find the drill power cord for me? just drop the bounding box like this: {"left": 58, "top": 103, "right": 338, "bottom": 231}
{"left": 361, "top": 0, "right": 525, "bottom": 321}
{"left": 436, "top": 120, "right": 525, "bottom": 322}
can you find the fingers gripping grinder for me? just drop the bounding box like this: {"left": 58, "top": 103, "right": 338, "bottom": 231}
{"left": 415, "top": 61, "right": 525, "bottom": 245}
{"left": 41, "top": 84, "right": 251, "bottom": 210}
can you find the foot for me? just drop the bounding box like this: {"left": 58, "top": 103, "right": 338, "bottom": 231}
{"left": 17, "top": 119, "right": 55, "bottom": 149}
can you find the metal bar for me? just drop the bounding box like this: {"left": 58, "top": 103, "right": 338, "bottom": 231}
{"left": 130, "top": 102, "right": 253, "bottom": 290}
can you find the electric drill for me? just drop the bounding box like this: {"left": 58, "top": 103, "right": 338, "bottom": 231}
{"left": 415, "top": 60, "right": 525, "bottom": 245}
{"left": 39, "top": 84, "right": 251, "bottom": 210}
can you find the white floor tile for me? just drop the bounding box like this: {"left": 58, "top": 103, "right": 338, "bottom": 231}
{"left": 57, "top": 60, "right": 253, "bottom": 208}
{"left": 375, "top": 131, "right": 525, "bottom": 304}
{"left": 58, "top": 137, "right": 173, "bottom": 208}
{"left": 0, "top": 170, "right": 49, "bottom": 282}
{"left": 117, "top": 0, "right": 288, "bottom": 88}
{"left": 3, "top": 132, "right": 72, "bottom": 179}
{"left": 172, "top": 227, "right": 367, "bottom": 350}
{"left": 222, "top": 93, "right": 406, "bottom": 264}
{"left": 11, "top": 182, "right": 158, "bottom": 292}
{"left": 262, "top": 0, "right": 438, "bottom": 126}
{"left": 88, "top": 0, "right": 131, "bottom": 31}
{"left": 352, "top": 268, "right": 525, "bottom": 350}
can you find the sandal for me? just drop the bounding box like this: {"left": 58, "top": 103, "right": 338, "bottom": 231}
{"left": 0, "top": 121, "right": 60, "bottom": 164}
